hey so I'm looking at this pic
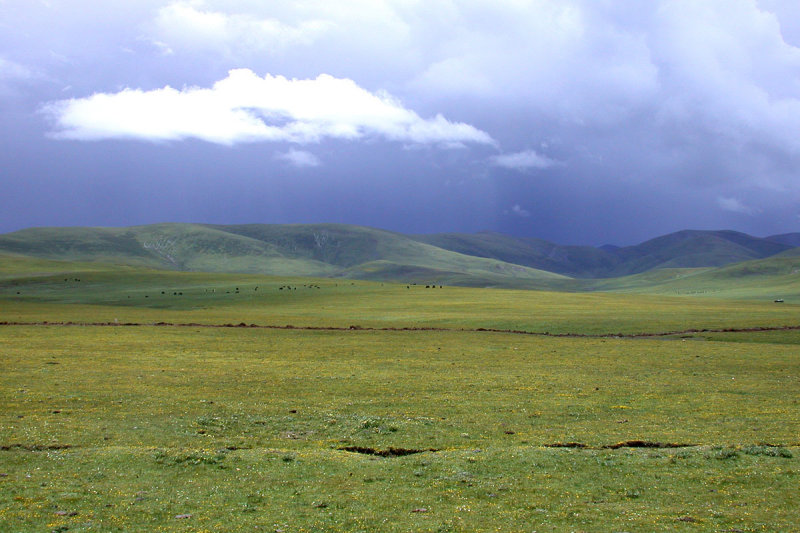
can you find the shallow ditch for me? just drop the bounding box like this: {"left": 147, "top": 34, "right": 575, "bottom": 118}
{"left": 545, "top": 440, "right": 697, "bottom": 450}
{"left": 339, "top": 446, "right": 439, "bottom": 457}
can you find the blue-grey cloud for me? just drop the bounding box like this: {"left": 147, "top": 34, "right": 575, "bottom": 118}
{"left": 275, "top": 149, "right": 321, "bottom": 168}
{"left": 491, "top": 150, "right": 558, "bottom": 171}
{"left": 0, "top": 56, "right": 38, "bottom": 80}
{"left": 3, "top": 0, "right": 800, "bottom": 243}
{"left": 717, "top": 197, "right": 760, "bottom": 215}
{"left": 151, "top": 2, "right": 333, "bottom": 56}
{"left": 510, "top": 204, "right": 531, "bottom": 218}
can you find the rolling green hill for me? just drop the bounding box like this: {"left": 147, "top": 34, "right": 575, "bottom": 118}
{"left": 766, "top": 232, "right": 800, "bottom": 247}
{"left": 583, "top": 254, "right": 800, "bottom": 300}
{"left": 607, "top": 230, "right": 791, "bottom": 275}
{"left": 0, "top": 224, "right": 796, "bottom": 289}
{"left": 412, "top": 231, "right": 618, "bottom": 277}
{"left": 0, "top": 224, "right": 566, "bottom": 287}
{"left": 415, "top": 229, "right": 794, "bottom": 278}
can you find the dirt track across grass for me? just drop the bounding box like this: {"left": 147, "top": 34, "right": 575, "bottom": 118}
{"left": 2, "top": 320, "right": 800, "bottom": 338}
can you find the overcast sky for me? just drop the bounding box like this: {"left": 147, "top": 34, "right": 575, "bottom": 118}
{"left": 2, "top": 0, "right": 800, "bottom": 245}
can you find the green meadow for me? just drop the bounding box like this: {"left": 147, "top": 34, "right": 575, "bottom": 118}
{"left": 1, "top": 259, "right": 799, "bottom": 531}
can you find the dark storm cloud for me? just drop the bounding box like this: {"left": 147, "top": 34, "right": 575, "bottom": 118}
{"left": 2, "top": 0, "right": 800, "bottom": 243}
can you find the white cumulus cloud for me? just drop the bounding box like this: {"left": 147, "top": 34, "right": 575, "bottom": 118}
{"left": 42, "top": 68, "right": 494, "bottom": 146}
{"left": 491, "top": 149, "right": 558, "bottom": 171}
{"left": 275, "top": 149, "right": 320, "bottom": 168}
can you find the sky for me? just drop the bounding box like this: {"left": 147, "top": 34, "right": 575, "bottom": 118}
{"left": 2, "top": 0, "right": 800, "bottom": 245}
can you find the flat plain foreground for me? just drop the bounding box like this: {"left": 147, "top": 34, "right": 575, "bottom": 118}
{"left": 1, "top": 267, "right": 799, "bottom": 531}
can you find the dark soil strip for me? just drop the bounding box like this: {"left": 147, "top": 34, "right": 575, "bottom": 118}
{"left": 1, "top": 320, "right": 800, "bottom": 339}
{"left": 545, "top": 441, "right": 697, "bottom": 450}
{"left": 0, "top": 444, "right": 73, "bottom": 451}
{"left": 339, "top": 446, "right": 439, "bottom": 457}
{"left": 603, "top": 440, "right": 696, "bottom": 449}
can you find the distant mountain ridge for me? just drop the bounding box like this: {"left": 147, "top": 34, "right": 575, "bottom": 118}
{"left": 766, "top": 233, "right": 800, "bottom": 248}
{"left": 0, "top": 223, "right": 796, "bottom": 285}
{"left": 415, "top": 229, "right": 794, "bottom": 278}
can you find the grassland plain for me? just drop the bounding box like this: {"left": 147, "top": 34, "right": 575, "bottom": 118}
{"left": 1, "top": 264, "right": 800, "bottom": 531}
{"left": 3, "top": 264, "right": 800, "bottom": 334}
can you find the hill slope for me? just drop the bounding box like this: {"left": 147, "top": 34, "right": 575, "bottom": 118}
{"left": 415, "top": 229, "right": 793, "bottom": 278}
{"left": 412, "top": 231, "right": 619, "bottom": 278}
{"left": 584, "top": 255, "right": 800, "bottom": 300}
{"left": 767, "top": 233, "right": 800, "bottom": 248}
{"left": 0, "top": 223, "right": 566, "bottom": 287}
{"left": 0, "top": 224, "right": 795, "bottom": 287}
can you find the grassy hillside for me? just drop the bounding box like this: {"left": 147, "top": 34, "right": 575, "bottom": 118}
{"left": 0, "top": 224, "right": 564, "bottom": 286}
{"left": 417, "top": 229, "right": 794, "bottom": 278}
{"left": 0, "top": 226, "right": 162, "bottom": 267}
{"left": 215, "top": 224, "right": 568, "bottom": 285}
{"left": 0, "top": 224, "right": 796, "bottom": 288}
{"left": 0, "top": 253, "right": 131, "bottom": 279}
{"left": 607, "top": 230, "right": 791, "bottom": 275}
{"left": 412, "top": 231, "right": 618, "bottom": 277}
{"left": 587, "top": 255, "right": 800, "bottom": 300}
{"left": 767, "top": 232, "right": 800, "bottom": 247}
